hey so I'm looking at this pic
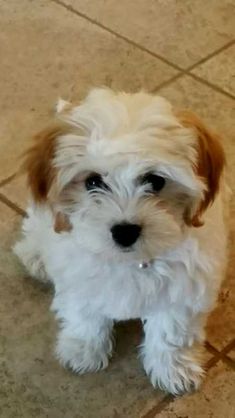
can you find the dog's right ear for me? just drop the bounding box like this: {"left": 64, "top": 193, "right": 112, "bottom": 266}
{"left": 24, "top": 123, "right": 74, "bottom": 233}
{"left": 24, "top": 123, "right": 69, "bottom": 203}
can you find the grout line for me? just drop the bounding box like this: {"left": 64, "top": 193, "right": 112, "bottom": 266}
{"left": 0, "top": 173, "right": 16, "bottom": 188}
{"left": 187, "top": 39, "right": 235, "bottom": 72}
{"left": 221, "top": 339, "right": 235, "bottom": 355}
{"left": 151, "top": 72, "right": 185, "bottom": 93}
{"left": 141, "top": 394, "right": 174, "bottom": 418}
{"left": 205, "top": 341, "right": 220, "bottom": 356}
{"left": 221, "top": 355, "right": 235, "bottom": 370}
{"left": 186, "top": 72, "right": 235, "bottom": 100}
{"left": 205, "top": 340, "right": 235, "bottom": 370}
{"left": 205, "top": 355, "right": 220, "bottom": 370}
{"left": 204, "top": 342, "right": 221, "bottom": 370}
{"left": 205, "top": 339, "right": 235, "bottom": 358}
{"left": 50, "top": 0, "right": 183, "bottom": 72}
{"left": 0, "top": 192, "right": 26, "bottom": 217}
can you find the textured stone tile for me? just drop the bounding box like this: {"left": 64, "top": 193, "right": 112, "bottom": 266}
{"left": 159, "top": 76, "right": 235, "bottom": 351}
{"left": 0, "top": 201, "right": 23, "bottom": 246}
{"left": 1, "top": 319, "right": 164, "bottom": 418}
{"left": 206, "top": 237, "right": 235, "bottom": 350}
{"left": 206, "top": 187, "right": 235, "bottom": 350}
{"left": 63, "top": 0, "right": 235, "bottom": 68}
{"left": 159, "top": 75, "right": 235, "bottom": 135}
{"left": 227, "top": 346, "right": 235, "bottom": 362}
{"left": 155, "top": 362, "right": 235, "bottom": 418}
{"left": 0, "top": 0, "right": 177, "bottom": 183}
{"left": 192, "top": 43, "right": 235, "bottom": 96}
{"left": 0, "top": 175, "right": 28, "bottom": 212}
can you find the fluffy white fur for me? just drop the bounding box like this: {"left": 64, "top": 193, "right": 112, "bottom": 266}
{"left": 14, "top": 88, "right": 228, "bottom": 395}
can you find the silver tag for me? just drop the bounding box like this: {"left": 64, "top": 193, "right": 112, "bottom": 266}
{"left": 138, "top": 261, "right": 149, "bottom": 269}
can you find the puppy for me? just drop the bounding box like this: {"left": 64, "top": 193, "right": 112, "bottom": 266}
{"left": 14, "top": 88, "right": 228, "bottom": 394}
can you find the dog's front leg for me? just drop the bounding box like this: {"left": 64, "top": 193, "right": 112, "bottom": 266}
{"left": 141, "top": 309, "right": 205, "bottom": 394}
{"left": 55, "top": 311, "right": 113, "bottom": 374}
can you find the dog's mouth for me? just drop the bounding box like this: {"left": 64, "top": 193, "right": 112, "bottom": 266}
{"left": 121, "top": 247, "right": 134, "bottom": 253}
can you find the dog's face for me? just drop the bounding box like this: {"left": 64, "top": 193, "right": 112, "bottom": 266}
{"left": 25, "top": 89, "right": 225, "bottom": 263}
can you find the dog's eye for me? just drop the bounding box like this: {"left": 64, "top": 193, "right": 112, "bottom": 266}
{"left": 141, "top": 173, "right": 165, "bottom": 192}
{"left": 85, "top": 174, "right": 107, "bottom": 191}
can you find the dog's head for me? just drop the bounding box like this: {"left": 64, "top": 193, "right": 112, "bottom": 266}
{"left": 25, "top": 88, "right": 225, "bottom": 262}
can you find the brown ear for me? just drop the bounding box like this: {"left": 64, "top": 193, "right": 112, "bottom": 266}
{"left": 24, "top": 123, "right": 69, "bottom": 202}
{"left": 177, "top": 111, "right": 226, "bottom": 227}
{"left": 54, "top": 212, "right": 72, "bottom": 233}
{"left": 24, "top": 122, "right": 73, "bottom": 232}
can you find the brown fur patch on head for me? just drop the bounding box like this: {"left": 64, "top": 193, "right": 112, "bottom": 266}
{"left": 176, "top": 111, "right": 226, "bottom": 227}
{"left": 24, "top": 122, "right": 70, "bottom": 202}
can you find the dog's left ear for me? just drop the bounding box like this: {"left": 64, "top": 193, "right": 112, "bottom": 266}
{"left": 176, "top": 111, "right": 226, "bottom": 227}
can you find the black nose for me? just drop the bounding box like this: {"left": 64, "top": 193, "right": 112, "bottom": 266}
{"left": 111, "top": 223, "right": 142, "bottom": 247}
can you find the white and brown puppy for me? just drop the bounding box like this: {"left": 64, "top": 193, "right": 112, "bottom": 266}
{"left": 14, "top": 88, "right": 228, "bottom": 394}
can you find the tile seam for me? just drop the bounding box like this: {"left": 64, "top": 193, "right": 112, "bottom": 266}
{"left": 141, "top": 394, "right": 174, "bottom": 418}
{"left": 186, "top": 73, "right": 235, "bottom": 100}
{"left": 0, "top": 192, "right": 26, "bottom": 217}
{"left": 0, "top": 173, "right": 16, "bottom": 188}
{"left": 187, "top": 39, "right": 235, "bottom": 72}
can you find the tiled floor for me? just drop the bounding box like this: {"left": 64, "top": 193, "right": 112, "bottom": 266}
{"left": 0, "top": 1, "right": 234, "bottom": 417}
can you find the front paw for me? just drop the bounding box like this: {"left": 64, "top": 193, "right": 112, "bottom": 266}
{"left": 143, "top": 347, "right": 204, "bottom": 395}
{"left": 56, "top": 333, "right": 112, "bottom": 374}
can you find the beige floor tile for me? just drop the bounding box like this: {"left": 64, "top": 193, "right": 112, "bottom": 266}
{"left": 206, "top": 195, "right": 235, "bottom": 351}
{"left": 192, "top": 43, "right": 235, "bottom": 96}
{"left": 227, "top": 347, "right": 235, "bottom": 362}
{"left": 0, "top": 201, "right": 22, "bottom": 246}
{"left": 0, "top": 0, "right": 177, "bottom": 183}
{"left": 206, "top": 173, "right": 235, "bottom": 350}
{"left": 155, "top": 362, "right": 235, "bottom": 418}
{"left": 158, "top": 75, "right": 235, "bottom": 136}
{"left": 0, "top": 174, "right": 29, "bottom": 211}
{"left": 158, "top": 76, "right": 235, "bottom": 351}
{"left": 206, "top": 231, "right": 235, "bottom": 350}
{"left": 1, "top": 321, "right": 165, "bottom": 418}
{"left": 63, "top": 0, "right": 235, "bottom": 68}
